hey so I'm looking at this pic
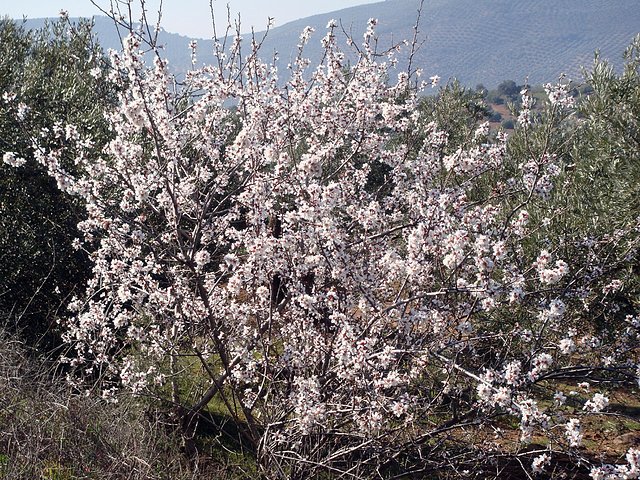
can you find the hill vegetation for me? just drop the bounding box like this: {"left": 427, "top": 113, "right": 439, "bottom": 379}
{"left": 244, "top": 0, "right": 640, "bottom": 87}
{"left": 19, "top": 0, "right": 640, "bottom": 87}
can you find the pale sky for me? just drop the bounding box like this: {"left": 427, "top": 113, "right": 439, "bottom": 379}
{"left": 1, "top": 0, "right": 381, "bottom": 38}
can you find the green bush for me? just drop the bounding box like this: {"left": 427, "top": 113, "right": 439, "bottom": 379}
{"left": 500, "top": 118, "right": 515, "bottom": 129}
{"left": 0, "top": 17, "right": 112, "bottom": 352}
{"left": 488, "top": 108, "right": 502, "bottom": 122}
{"left": 418, "top": 80, "right": 490, "bottom": 151}
{"left": 497, "top": 79, "right": 520, "bottom": 98}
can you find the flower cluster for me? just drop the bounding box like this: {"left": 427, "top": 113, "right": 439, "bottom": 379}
{"left": 591, "top": 448, "right": 640, "bottom": 480}
{"left": 2, "top": 151, "right": 26, "bottom": 167}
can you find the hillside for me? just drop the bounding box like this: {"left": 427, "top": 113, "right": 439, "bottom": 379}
{"left": 248, "top": 0, "right": 640, "bottom": 87}
{"left": 20, "top": 0, "right": 640, "bottom": 87}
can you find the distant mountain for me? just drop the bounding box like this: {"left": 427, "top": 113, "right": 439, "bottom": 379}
{"left": 21, "top": 0, "right": 640, "bottom": 88}
{"left": 245, "top": 0, "right": 640, "bottom": 87}
{"left": 21, "top": 16, "right": 203, "bottom": 73}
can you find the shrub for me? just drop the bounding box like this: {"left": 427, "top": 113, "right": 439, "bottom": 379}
{"left": 497, "top": 79, "right": 519, "bottom": 98}
{"left": 3, "top": 10, "right": 639, "bottom": 480}
{"left": 501, "top": 118, "right": 515, "bottom": 129}
{"left": 488, "top": 108, "right": 502, "bottom": 122}
{"left": 0, "top": 17, "right": 112, "bottom": 352}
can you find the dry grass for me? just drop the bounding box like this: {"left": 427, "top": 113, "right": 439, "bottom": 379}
{"left": 0, "top": 328, "right": 236, "bottom": 480}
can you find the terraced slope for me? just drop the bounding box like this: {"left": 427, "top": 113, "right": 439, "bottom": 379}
{"left": 20, "top": 0, "right": 640, "bottom": 87}
{"left": 251, "top": 0, "right": 640, "bottom": 87}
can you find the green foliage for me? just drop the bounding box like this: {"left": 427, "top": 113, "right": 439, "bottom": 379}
{"left": 500, "top": 118, "right": 514, "bottom": 129}
{"left": 568, "top": 36, "right": 640, "bottom": 327}
{"left": 503, "top": 35, "right": 640, "bottom": 336}
{"left": 485, "top": 79, "right": 530, "bottom": 108}
{"left": 487, "top": 91, "right": 504, "bottom": 105}
{"left": 497, "top": 79, "right": 519, "bottom": 98}
{"left": 419, "top": 80, "right": 489, "bottom": 152}
{"left": 575, "top": 34, "right": 640, "bottom": 234}
{"left": 0, "top": 17, "right": 113, "bottom": 351}
{"left": 0, "top": 453, "right": 8, "bottom": 476}
{"left": 487, "top": 108, "right": 502, "bottom": 122}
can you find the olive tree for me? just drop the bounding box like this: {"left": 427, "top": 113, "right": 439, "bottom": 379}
{"left": 0, "top": 16, "right": 112, "bottom": 351}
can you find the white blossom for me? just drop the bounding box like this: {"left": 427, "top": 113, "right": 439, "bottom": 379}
{"left": 565, "top": 418, "right": 582, "bottom": 447}
{"left": 584, "top": 393, "right": 609, "bottom": 413}
{"left": 2, "top": 151, "right": 26, "bottom": 167}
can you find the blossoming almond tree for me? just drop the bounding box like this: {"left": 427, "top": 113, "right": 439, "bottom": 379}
{"left": 5, "top": 7, "right": 640, "bottom": 478}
